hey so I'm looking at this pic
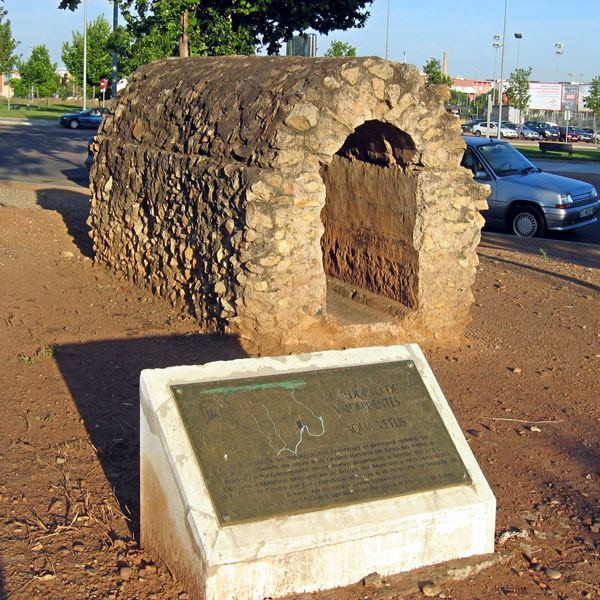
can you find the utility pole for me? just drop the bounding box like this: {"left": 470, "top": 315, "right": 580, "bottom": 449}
{"left": 83, "top": 0, "right": 87, "bottom": 110}
{"left": 111, "top": 0, "right": 118, "bottom": 98}
{"left": 385, "top": 0, "right": 390, "bottom": 60}
{"left": 514, "top": 32, "right": 522, "bottom": 69}
{"left": 492, "top": 35, "right": 502, "bottom": 104}
{"left": 497, "top": 0, "right": 508, "bottom": 139}
{"left": 554, "top": 42, "right": 564, "bottom": 81}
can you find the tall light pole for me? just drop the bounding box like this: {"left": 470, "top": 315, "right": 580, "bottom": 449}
{"left": 385, "top": 0, "right": 390, "bottom": 60}
{"left": 514, "top": 32, "right": 522, "bottom": 69}
{"left": 554, "top": 42, "right": 564, "bottom": 81}
{"left": 497, "top": 0, "right": 508, "bottom": 139}
{"left": 82, "top": 0, "right": 88, "bottom": 110}
{"left": 111, "top": 0, "right": 118, "bottom": 98}
{"left": 492, "top": 34, "right": 502, "bottom": 104}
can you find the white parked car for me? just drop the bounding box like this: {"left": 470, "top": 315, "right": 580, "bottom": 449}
{"left": 472, "top": 121, "right": 518, "bottom": 139}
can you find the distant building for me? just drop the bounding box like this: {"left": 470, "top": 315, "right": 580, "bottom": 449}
{"left": 452, "top": 78, "right": 492, "bottom": 101}
{"left": 0, "top": 71, "right": 19, "bottom": 98}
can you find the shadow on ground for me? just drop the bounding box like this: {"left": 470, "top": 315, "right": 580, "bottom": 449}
{"left": 36, "top": 188, "right": 93, "bottom": 257}
{"left": 478, "top": 252, "right": 600, "bottom": 294}
{"left": 480, "top": 231, "right": 600, "bottom": 271}
{"left": 54, "top": 334, "right": 248, "bottom": 539}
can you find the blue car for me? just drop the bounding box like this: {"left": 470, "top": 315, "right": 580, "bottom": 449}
{"left": 59, "top": 107, "right": 110, "bottom": 130}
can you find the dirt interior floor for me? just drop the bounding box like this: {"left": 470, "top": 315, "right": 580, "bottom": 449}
{"left": 0, "top": 185, "right": 599, "bottom": 600}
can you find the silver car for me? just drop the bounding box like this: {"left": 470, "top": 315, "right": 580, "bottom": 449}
{"left": 462, "top": 136, "right": 599, "bottom": 237}
{"left": 515, "top": 125, "right": 541, "bottom": 140}
{"left": 472, "top": 121, "right": 518, "bottom": 139}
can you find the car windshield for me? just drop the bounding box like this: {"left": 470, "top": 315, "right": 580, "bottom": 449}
{"left": 478, "top": 143, "right": 536, "bottom": 176}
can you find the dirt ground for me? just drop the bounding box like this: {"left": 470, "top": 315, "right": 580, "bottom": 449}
{"left": 0, "top": 184, "right": 599, "bottom": 600}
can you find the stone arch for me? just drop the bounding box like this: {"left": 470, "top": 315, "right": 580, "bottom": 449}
{"left": 89, "top": 56, "right": 488, "bottom": 352}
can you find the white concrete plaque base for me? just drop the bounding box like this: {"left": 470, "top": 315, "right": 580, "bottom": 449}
{"left": 140, "top": 344, "right": 495, "bottom": 599}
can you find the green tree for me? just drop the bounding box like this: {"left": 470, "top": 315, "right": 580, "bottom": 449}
{"left": 59, "top": 0, "right": 373, "bottom": 64}
{"left": 12, "top": 46, "right": 60, "bottom": 98}
{"left": 584, "top": 77, "right": 600, "bottom": 126}
{"left": 324, "top": 40, "right": 356, "bottom": 57}
{"left": 0, "top": 5, "right": 18, "bottom": 76}
{"left": 506, "top": 67, "right": 532, "bottom": 122}
{"left": 423, "top": 58, "right": 452, "bottom": 86}
{"left": 62, "top": 15, "right": 112, "bottom": 88}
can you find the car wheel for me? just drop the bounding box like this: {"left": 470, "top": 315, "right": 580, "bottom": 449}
{"left": 510, "top": 206, "right": 546, "bottom": 238}
{"left": 475, "top": 130, "right": 482, "bottom": 137}
{"left": 69, "top": 119, "right": 80, "bottom": 129}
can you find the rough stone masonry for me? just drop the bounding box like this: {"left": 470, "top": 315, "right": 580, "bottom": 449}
{"left": 88, "top": 56, "right": 488, "bottom": 352}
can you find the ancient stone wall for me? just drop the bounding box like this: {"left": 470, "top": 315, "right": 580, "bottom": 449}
{"left": 89, "top": 56, "right": 488, "bottom": 352}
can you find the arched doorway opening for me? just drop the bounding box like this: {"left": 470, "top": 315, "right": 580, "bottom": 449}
{"left": 320, "top": 120, "right": 421, "bottom": 322}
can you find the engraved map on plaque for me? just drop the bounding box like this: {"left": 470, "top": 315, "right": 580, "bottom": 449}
{"left": 171, "top": 360, "right": 471, "bottom": 525}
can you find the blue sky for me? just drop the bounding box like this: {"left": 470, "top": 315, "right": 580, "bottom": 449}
{"left": 4, "top": 0, "right": 599, "bottom": 82}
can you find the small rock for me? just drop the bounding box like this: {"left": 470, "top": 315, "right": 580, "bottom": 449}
{"left": 73, "top": 542, "right": 85, "bottom": 552}
{"left": 31, "top": 542, "right": 44, "bottom": 551}
{"left": 178, "top": 593, "right": 189, "bottom": 600}
{"left": 39, "top": 573, "right": 56, "bottom": 581}
{"left": 590, "top": 524, "right": 600, "bottom": 533}
{"left": 467, "top": 429, "right": 481, "bottom": 437}
{"left": 544, "top": 568, "right": 561, "bottom": 580}
{"left": 84, "top": 565, "right": 96, "bottom": 575}
{"left": 119, "top": 566, "right": 133, "bottom": 580}
{"left": 55, "top": 456, "right": 67, "bottom": 464}
{"left": 509, "top": 367, "right": 522, "bottom": 374}
{"left": 112, "top": 539, "right": 127, "bottom": 550}
{"left": 530, "top": 562, "right": 543, "bottom": 571}
{"left": 528, "top": 426, "right": 542, "bottom": 433}
{"left": 363, "top": 572, "right": 384, "bottom": 587}
{"left": 61, "top": 251, "right": 74, "bottom": 258}
{"left": 420, "top": 581, "right": 441, "bottom": 597}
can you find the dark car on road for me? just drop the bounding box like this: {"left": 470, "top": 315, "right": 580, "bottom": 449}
{"left": 60, "top": 107, "right": 110, "bottom": 130}
{"left": 461, "top": 136, "right": 599, "bottom": 237}
{"left": 573, "top": 127, "right": 594, "bottom": 143}
{"left": 523, "top": 121, "right": 560, "bottom": 140}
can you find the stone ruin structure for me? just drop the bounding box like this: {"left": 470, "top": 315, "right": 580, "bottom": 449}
{"left": 89, "top": 56, "right": 488, "bottom": 352}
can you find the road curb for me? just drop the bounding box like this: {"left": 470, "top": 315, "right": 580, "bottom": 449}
{"left": 0, "top": 117, "right": 58, "bottom": 128}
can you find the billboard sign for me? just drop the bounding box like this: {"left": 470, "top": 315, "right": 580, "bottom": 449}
{"left": 562, "top": 84, "right": 578, "bottom": 111}
{"left": 578, "top": 84, "right": 592, "bottom": 111}
{"left": 528, "top": 82, "right": 562, "bottom": 111}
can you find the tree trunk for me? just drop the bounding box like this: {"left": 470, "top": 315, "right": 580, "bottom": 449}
{"left": 179, "top": 9, "right": 189, "bottom": 58}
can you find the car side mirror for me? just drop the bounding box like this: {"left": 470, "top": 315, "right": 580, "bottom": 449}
{"left": 474, "top": 170, "right": 490, "bottom": 180}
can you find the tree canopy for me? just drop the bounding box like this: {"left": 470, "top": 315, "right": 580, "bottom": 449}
{"left": 423, "top": 58, "right": 452, "bottom": 86}
{"left": 59, "top": 0, "right": 373, "bottom": 61}
{"left": 584, "top": 77, "right": 600, "bottom": 121}
{"left": 0, "top": 4, "right": 18, "bottom": 75}
{"left": 12, "top": 45, "right": 59, "bottom": 98}
{"left": 506, "top": 67, "right": 532, "bottom": 117}
{"left": 324, "top": 40, "right": 356, "bottom": 57}
{"left": 62, "top": 15, "right": 112, "bottom": 87}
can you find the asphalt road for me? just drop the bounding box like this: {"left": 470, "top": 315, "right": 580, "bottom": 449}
{"left": 0, "top": 123, "right": 598, "bottom": 246}
{"left": 0, "top": 124, "right": 90, "bottom": 188}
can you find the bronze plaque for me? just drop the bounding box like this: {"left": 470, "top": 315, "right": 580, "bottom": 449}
{"left": 171, "top": 360, "right": 471, "bottom": 525}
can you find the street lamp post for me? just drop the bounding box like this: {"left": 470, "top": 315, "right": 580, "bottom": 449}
{"left": 514, "top": 32, "right": 522, "bottom": 69}
{"left": 111, "top": 0, "right": 118, "bottom": 98}
{"left": 492, "top": 34, "right": 502, "bottom": 104}
{"left": 82, "top": 0, "right": 87, "bottom": 110}
{"left": 497, "top": 0, "right": 509, "bottom": 139}
{"left": 385, "top": 0, "right": 390, "bottom": 60}
{"left": 554, "top": 42, "right": 564, "bottom": 81}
